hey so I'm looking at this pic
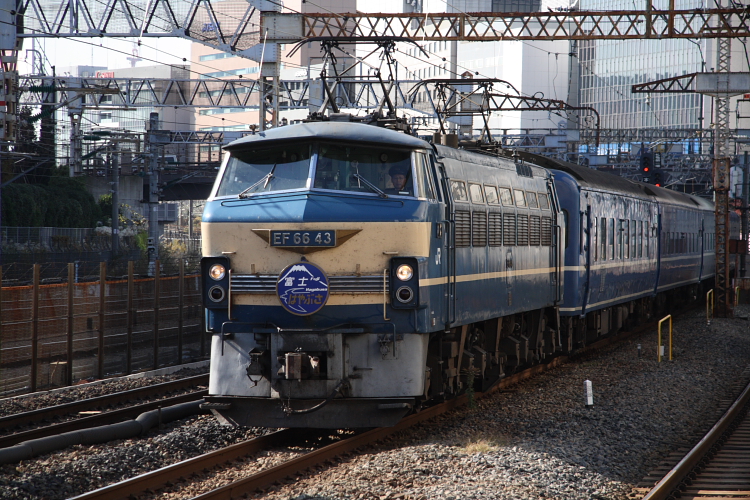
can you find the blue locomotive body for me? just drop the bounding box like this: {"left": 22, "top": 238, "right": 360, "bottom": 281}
{"left": 201, "top": 120, "right": 731, "bottom": 428}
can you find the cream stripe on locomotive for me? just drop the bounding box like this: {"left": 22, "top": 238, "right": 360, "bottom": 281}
{"left": 203, "top": 221, "right": 433, "bottom": 273}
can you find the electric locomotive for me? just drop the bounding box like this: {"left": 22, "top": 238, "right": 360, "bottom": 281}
{"left": 200, "top": 115, "right": 735, "bottom": 429}
{"left": 200, "top": 117, "right": 565, "bottom": 428}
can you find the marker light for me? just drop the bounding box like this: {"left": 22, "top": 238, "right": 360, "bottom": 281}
{"left": 396, "top": 264, "right": 413, "bottom": 281}
{"left": 209, "top": 263, "right": 226, "bottom": 281}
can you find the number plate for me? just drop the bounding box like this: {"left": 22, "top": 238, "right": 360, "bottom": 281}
{"left": 270, "top": 230, "right": 337, "bottom": 248}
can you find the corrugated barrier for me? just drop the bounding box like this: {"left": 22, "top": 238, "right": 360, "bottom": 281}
{"left": 0, "top": 261, "right": 206, "bottom": 396}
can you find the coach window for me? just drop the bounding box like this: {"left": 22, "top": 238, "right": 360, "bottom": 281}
{"left": 514, "top": 190, "right": 527, "bottom": 207}
{"left": 608, "top": 218, "right": 615, "bottom": 259}
{"left": 469, "top": 183, "right": 485, "bottom": 204}
{"left": 638, "top": 221, "right": 643, "bottom": 258}
{"left": 485, "top": 185, "right": 499, "bottom": 204}
{"left": 600, "top": 218, "right": 607, "bottom": 260}
{"left": 499, "top": 187, "right": 514, "bottom": 206}
{"left": 631, "top": 220, "right": 636, "bottom": 258}
{"left": 620, "top": 219, "right": 628, "bottom": 259}
{"left": 414, "top": 152, "right": 436, "bottom": 199}
{"left": 527, "top": 192, "right": 539, "bottom": 208}
{"left": 450, "top": 180, "right": 469, "bottom": 202}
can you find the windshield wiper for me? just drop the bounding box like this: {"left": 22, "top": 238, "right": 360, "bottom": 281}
{"left": 238, "top": 163, "right": 278, "bottom": 198}
{"left": 352, "top": 173, "right": 388, "bottom": 198}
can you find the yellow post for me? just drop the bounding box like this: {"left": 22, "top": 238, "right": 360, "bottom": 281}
{"left": 658, "top": 315, "right": 673, "bottom": 362}
{"left": 706, "top": 289, "right": 714, "bottom": 326}
{"left": 735, "top": 286, "right": 740, "bottom": 307}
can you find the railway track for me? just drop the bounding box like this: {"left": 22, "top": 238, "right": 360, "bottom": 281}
{"left": 635, "top": 371, "right": 750, "bottom": 500}
{"left": 70, "top": 358, "right": 565, "bottom": 500}
{"left": 0, "top": 374, "right": 209, "bottom": 448}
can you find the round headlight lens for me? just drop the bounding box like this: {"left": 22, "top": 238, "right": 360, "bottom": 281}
{"left": 396, "top": 286, "right": 414, "bottom": 303}
{"left": 396, "top": 264, "right": 413, "bottom": 281}
{"left": 208, "top": 263, "right": 226, "bottom": 281}
{"left": 208, "top": 285, "right": 226, "bottom": 302}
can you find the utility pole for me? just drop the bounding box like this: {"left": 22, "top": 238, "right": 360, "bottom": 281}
{"left": 713, "top": 22, "right": 733, "bottom": 316}
{"left": 146, "top": 112, "right": 168, "bottom": 276}
{"left": 110, "top": 141, "right": 119, "bottom": 257}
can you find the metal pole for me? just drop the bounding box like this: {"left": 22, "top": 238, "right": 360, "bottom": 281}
{"left": 31, "top": 264, "right": 39, "bottom": 392}
{"left": 111, "top": 142, "right": 119, "bottom": 257}
{"left": 178, "top": 258, "right": 184, "bottom": 364}
{"left": 147, "top": 113, "right": 160, "bottom": 277}
{"left": 153, "top": 260, "right": 160, "bottom": 370}
{"left": 127, "top": 260, "right": 133, "bottom": 374}
{"left": 742, "top": 151, "right": 749, "bottom": 277}
{"left": 67, "top": 262, "right": 74, "bottom": 386}
{"left": 98, "top": 262, "right": 106, "bottom": 379}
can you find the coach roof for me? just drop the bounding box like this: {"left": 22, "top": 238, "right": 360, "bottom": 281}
{"left": 224, "top": 121, "right": 430, "bottom": 150}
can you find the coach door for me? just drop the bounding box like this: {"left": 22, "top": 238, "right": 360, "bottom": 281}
{"left": 434, "top": 159, "right": 454, "bottom": 327}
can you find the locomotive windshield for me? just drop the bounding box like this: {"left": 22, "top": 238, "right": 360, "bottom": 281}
{"left": 216, "top": 144, "right": 312, "bottom": 197}
{"left": 215, "top": 142, "right": 416, "bottom": 198}
{"left": 314, "top": 143, "right": 413, "bottom": 196}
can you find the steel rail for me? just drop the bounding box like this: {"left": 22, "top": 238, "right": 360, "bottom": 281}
{"left": 641, "top": 377, "right": 750, "bottom": 500}
{"left": 73, "top": 356, "right": 565, "bottom": 500}
{"left": 0, "top": 390, "right": 208, "bottom": 449}
{"left": 70, "top": 310, "right": 679, "bottom": 500}
{"left": 67, "top": 429, "right": 306, "bottom": 500}
{"left": 0, "top": 374, "right": 209, "bottom": 432}
{"left": 188, "top": 359, "right": 566, "bottom": 500}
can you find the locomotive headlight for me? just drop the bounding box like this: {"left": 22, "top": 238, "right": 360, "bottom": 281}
{"left": 396, "top": 264, "right": 413, "bottom": 281}
{"left": 208, "top": 263, "right": 226, "bottom": 281}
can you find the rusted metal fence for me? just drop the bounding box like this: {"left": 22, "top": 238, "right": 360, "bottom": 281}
{"left": 0, "top": 261, "right": 206, "bottom": 396}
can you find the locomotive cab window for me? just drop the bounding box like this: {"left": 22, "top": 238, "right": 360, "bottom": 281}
{"left": 217, "top": 144, "right": 312, "bottom": 197}
{"left": 315, "top": 143, "right": 413, "bottom": 196}
{"left": 414, "top": 152, "right": 437, "bottom": 199}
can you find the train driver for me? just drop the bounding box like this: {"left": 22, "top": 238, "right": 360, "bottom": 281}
{"left": 386, "top": 165, "right": 411, "bottom": 195}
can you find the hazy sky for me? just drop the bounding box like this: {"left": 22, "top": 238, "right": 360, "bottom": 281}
{"left": 19, "top": 36, "right": 193, "bottom": 75}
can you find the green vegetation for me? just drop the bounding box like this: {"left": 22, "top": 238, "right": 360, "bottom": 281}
{"left": 1, "top": 177, "right": 102, "bottom": 227}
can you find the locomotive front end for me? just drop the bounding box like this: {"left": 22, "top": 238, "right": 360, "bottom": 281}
{"left": 200, "top": 122, "right": 444, "bottom": 428}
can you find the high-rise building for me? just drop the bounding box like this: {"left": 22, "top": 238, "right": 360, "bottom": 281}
{"left": 578, "top": 0, "right": 750, "bottom": 133}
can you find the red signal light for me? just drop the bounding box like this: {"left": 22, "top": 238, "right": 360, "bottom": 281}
{"left": 643, "top": 167, "right": 650, "bottom": 172}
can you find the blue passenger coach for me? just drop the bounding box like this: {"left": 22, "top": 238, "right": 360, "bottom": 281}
{"left": 545, "top": 158, "right": 730, "bottom": 347}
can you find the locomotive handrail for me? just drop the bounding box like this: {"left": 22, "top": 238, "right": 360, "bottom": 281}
{"left": 657, "top": 315, "right": 672, "bottom": 362}
{"left": 555, "top": 224, "right": 563, "bottom": 303}
{"left": 383, "top": 269, "right": 390, "bottom": 321}
{"left": 707, "top": 289, "right": 714, "bottom": 325}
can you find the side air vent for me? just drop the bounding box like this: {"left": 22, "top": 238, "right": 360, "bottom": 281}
{"left": 541, "top": 216, "right": 553, "bottom": 246}
{"left": 503, "top": 213, "right": 516, "bottom": 246}
{"left": 489, "top": 212, "right": 503, "bottom": 247}
{"left": 517, "top": 214, "right": 529, "bottom": 246}
{"left": 529, "top": 215, "right": 541, "bottom": 246}
{"left": 455, "top": 210, "right": 471, "bottom": 247}
{"left": 472, "top": 211, "right": 488, "bottom": 247}
{"left": 516, "top": 163, "right": 533, "bottom": 178}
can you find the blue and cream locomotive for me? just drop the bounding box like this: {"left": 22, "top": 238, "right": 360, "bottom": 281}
{"left": 200, "top": 117, "right": 733, "bottom": 428}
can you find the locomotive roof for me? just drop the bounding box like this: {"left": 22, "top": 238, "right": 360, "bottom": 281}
{"left": 521, "top": 152, "right": 713, "bottom": 211}
{"left": 224, "top": 121, "right": 430, "bottom": 150}
{"left": 434, "top": 144, "right": 548, "bottom": 177}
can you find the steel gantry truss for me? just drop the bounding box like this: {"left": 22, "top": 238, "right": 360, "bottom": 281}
{"left": 17, "top": 2, "right": 750, "bottom": 49}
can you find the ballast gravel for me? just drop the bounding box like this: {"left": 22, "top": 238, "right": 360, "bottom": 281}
{"left": 1, "top": 306, "right": 750, "bottom": 500}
